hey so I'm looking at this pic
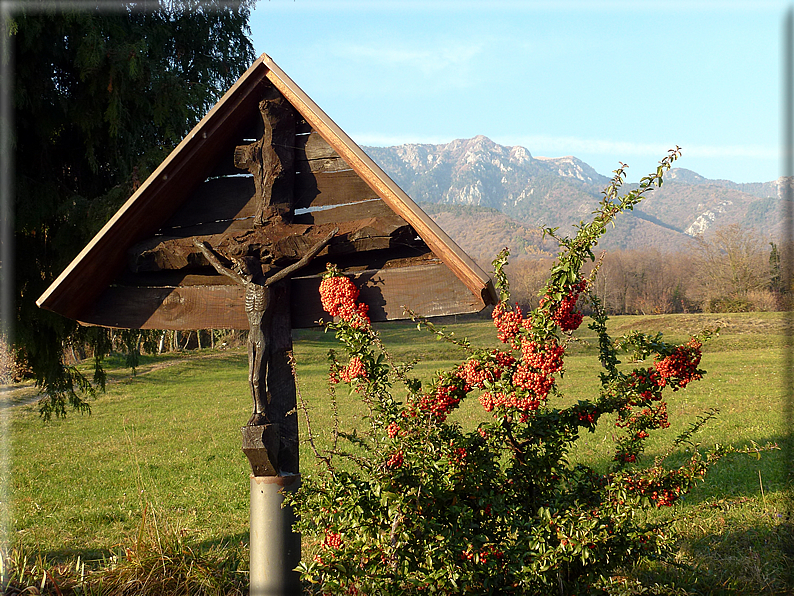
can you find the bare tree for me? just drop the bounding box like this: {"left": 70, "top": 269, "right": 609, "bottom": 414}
{"left": 691, "top": 224, "right": 770, "bottom": 309}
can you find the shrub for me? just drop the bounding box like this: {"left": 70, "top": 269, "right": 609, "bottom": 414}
{"left": 0, "top": 338, "right": 33, "bottom": 384}
{"left": 704, "top": 296, "right": 754, "bottom": 313}
{"left": 288, "top": 149, "right": 776, "bottom": 595}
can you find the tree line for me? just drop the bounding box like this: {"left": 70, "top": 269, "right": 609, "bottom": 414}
{"left": 506, "top": 224, "right": 789, "bottom": 315}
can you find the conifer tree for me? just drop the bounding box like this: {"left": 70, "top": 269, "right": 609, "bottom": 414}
{"left": 9, "top": 1, "right": 255, "bottom": 417}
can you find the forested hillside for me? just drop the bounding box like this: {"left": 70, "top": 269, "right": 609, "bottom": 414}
{"left": 364, "top": 137, "right": 788, "bottom": 315}
{"left": 365, "top": 136, "right": 784, "bottom": 253}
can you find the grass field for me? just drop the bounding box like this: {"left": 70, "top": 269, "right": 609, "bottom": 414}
{"left": 3, "top": 311, "right": 792, "bottom": 594}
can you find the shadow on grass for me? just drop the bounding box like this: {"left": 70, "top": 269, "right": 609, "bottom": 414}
{"left": 196, "top": 531, "right": 250, "bottom": 554}
{"left": 659, "top": 433, "right": 790, "bottom": 507}
{"left": 36, "top": 531, "right": 251, "bottom": 568}
{"left": 629, "top": 516, "right": 794, "bottom": 595}
{"left": 627, "top": 433, "right": 794, "bottom": 594}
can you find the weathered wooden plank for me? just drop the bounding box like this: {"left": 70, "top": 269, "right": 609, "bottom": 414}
{"left": 295, "top": 130, "right": 341, "bottom": 161}
{"left": 291, "top": 262, "right": 485, "bottom": 326}
{"left": 150, "top": 218, "right": 254, "bottom": 242}
{"left": 164, "top": 166, "right": 382, "bottom": 232}
{"left": 158, "top": 177, "right": 256, "bottom": 232}
{"left": 130, "top": 214, "right": 418, "bottom": 273}
{"left": 203, "top": 111, "right": 266, "bottom": 179}
{"left": 294, "top": 170, "right": 380, "bottom": 210}
{"left": 295, "top": 131, "right": 351, "bottom": 173}
{"left": 79, "top": 285, "right": 248, "bottom": 329}
{"left": 128, "top": 235, "right": 208, "bottom": 272}
{"left": 115, "top": 270, "right": 238, "bottom": 287}
{"left": 117, "top": 244, "right": 436, "bottom": 289}
{"left": 78, "top": 260, "right": 485, "bottom": 329}
{"left": 296, "top": 156, "right": 351, "bottom": 174}
{"left": 293, "top": 199, "right": 395, "bottom": 225}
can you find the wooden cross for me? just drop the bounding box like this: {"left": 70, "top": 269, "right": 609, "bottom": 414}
{"left": 183, "top": 97, "right": 339, "bottom": 476}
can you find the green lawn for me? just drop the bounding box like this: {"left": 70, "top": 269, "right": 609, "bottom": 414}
{"left": 4, "top": 312, "right": 792, "bottom": 594}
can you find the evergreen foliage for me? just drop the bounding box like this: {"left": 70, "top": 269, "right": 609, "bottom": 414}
{"left": 10, "top": 1, "right": 255, "bottom": 418}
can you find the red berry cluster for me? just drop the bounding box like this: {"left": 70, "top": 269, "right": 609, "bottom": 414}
{"left": 546, "top": 280, "right": 586, "bottom": 331}
{"left": 620, "top": 468, "right": 689, "bottom": 507}
{"left": 655, "top": 338, "right": 703, "bottom": 389}
{"left": 615, "top": 401, "right": 669, "bottom": 430}
{"left": 482, "top": 296, "right": 577, "bottom": 420}
{"left": 520, "top": 338, "right": 564, "bottom": 374}
{"left": 417, "top": 384, "right": 462, "bottom": 422}
{"left": 650, "top": 488, "right": 680, "bottom": 507}
{"left": 319, "top": 274, "right": 371, "bottom": 328}
{"left": 478, "top": 391, "right": 501, "bottom": 412}
{"left": 460, "top": 544, "right": 504, "bottom": 564}
{"left": 450, "top": 447, "right": 467, "bottom": 465}
{"left": 456, "top": 352, "right": 514, "bottom": 391}
{"left": 479, "top": 544, "right": 504, "bottom": 563}
{"left": 477, "top": 307, "right": 573, "bottom": 419}
{"left": 455, "top": 350, "right": 516, "bottom": 393}
{"left": 626, "top": 367, "right": 664, "bottom": 404}
{"left": 613, "top": 400, "right": 670, "bottom": 464}
{"left": 492, "top": 302, "right": 523, "bottom": 345}
{"left": 386, "top": 449, "right": 404, "bottom": 468}
{"left": 339, "top": 356, "right": 367, "bottom": 384}
{"left": 511, "top": 363, "right": 554, "bottom": 399}
{"left": 386, "top": 421, "right": 400, "bottom": 438}
{"left": 323, "top": 529, "right": 343, "bottom": 550}
{"left": 478, "top": 391, "right": 540, "bottom": 413}
{"left": 456, "top": 359, "right": 491, "bottom": 389}
{"left": 493, "top": 349, "right": 517, "bottom": 368}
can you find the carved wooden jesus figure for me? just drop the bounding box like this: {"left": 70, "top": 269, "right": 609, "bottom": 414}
{"left": 194, "top": 229, "right": 336, "bottom": 426}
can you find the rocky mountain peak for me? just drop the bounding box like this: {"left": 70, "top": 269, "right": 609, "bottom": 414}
{"left": 363, "top": 138, "right": 782, "bottom": 254}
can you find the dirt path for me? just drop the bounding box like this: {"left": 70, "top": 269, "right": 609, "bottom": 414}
{"left": 0, "top": 351, "right": 240, "bottom": 411}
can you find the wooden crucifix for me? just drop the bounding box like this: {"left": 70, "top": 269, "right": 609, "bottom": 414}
{"left": 193, "top": 228, "right": 335, "bottom": 428}
{"left": 188, "top": 93, "right": 336, "bottom": 477}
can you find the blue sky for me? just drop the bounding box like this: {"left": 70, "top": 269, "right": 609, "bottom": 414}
{"left": 249, "top": 1, "right": 789, "bottom": 184}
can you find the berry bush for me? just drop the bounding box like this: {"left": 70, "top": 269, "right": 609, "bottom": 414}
{"left": 287, "top": 149, "right": 775, "bottom": 595}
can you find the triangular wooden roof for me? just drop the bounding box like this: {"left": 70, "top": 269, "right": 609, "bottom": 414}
{"left": 37, "top": 53, "right": 496, "bottom": 329}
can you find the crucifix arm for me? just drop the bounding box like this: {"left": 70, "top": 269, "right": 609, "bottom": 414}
{"left": 265, "top": 227, "right": 339, "bottom": 286}
{"left": 193, "top": 239, "right": 248, "bottom": 286}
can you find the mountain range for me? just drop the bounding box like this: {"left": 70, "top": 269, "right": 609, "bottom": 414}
{"left": 364, "top": 136, "right": 783, "bottom": 264}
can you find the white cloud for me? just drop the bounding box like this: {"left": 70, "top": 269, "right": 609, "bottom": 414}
{"left": 684, "top": 143, "right": 780, "bottom": 160}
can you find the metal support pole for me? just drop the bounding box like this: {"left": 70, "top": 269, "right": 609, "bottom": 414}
{"left": 249, "top": 473, "right": 302, "bottom": 596}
